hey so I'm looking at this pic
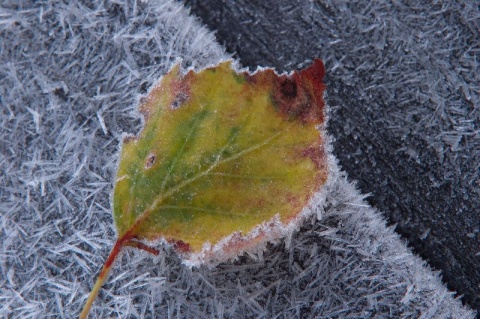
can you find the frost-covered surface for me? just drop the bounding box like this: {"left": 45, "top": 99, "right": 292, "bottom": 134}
{"left": 185, "top": 0, "right": 480, "bottom": 312}
{"left": 0, "top": 0, "right": 476, "bottom": 318}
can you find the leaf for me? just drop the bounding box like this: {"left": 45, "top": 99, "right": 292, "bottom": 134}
{"left": 80, "top": 59, "right": 327, "bottom": 318}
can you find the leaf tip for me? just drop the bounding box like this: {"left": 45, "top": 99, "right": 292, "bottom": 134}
{"left": 139, "top": 63, "right": 186, "bottom": 119}
{"left": 242, "top": 59, "right": 326, "bottom": 124}
{"left": 271, "top": 59, "right": 327, "bottom": 124}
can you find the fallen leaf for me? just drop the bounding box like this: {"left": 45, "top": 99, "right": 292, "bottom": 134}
{"left": 80, "top": 59, "right": 327, "bottom": 318}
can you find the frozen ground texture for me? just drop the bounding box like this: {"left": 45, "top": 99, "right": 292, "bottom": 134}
{"left": 185, "top": 0, "right": 480, "bottom": 312}
{"left": 0, "top": 0, "right": 476, "bottom": 318}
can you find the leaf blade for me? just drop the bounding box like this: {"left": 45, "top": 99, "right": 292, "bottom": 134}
{"left": 114, "top": 59, "right": 327, "bottom": 254}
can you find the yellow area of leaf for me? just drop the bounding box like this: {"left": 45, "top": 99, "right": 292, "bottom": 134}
{"left": 113, "top": 60, "right": 327, "bottom": 253}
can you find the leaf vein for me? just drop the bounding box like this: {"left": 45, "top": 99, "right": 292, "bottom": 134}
{"left": 145, "top": 130, "right": 284, "bottom": 216}
{"left": 207, "top": 172, "right": 284, "bottom": 180}
{"left": 159, "top": 112, "right": 205, "bottom": 194}
{"left": 160, "top": 205, "right": 247, "bottom": 217}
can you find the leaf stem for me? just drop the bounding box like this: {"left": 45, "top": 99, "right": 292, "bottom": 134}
{"left": 124, "top": 240, "right": 160, "bottom": 255}
{"left": 79, "top": 239, "right": 124, "bottom": 319}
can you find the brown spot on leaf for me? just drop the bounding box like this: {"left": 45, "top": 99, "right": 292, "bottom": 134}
{"left": 286, "top": 193, "right": 301, "bottom": 208}
{"left": 123, "top": 135, "right": 137, "bottom": 144}
{"left": 167, "top": 72, "right": 193, "bottom": 112}
{"left": 144, "top": 153, "right": 156, "bottom": 169}
{"left": 258, "top": 59, "right": 326, "bottom": 124}
{"left": 255, "top": 198, "right": 266, "bottom": 208}
{"left": 139, "top": 65, "right": 193, "bottom": 120}
{"left": 168, "top": 239, "right": 191, "bottom": 253}
{"left": 280, "top": 78, "right": 298, "bottom": 99}
{"left": 302, "top": 145, "right": 327, "bottom": 170}
{"left": 170, "top": 92, "right": 189, "bottom": 110}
